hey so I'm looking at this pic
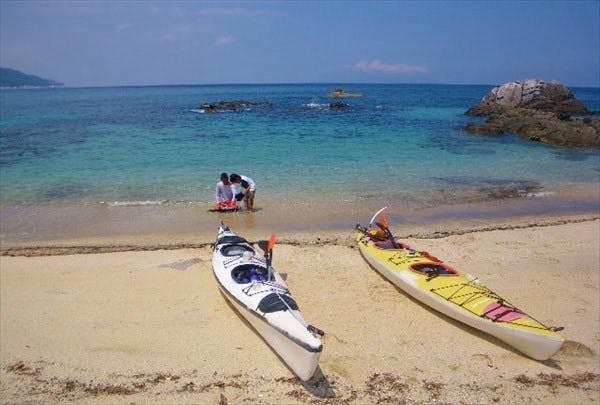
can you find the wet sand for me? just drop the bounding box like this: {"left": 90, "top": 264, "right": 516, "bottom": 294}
{"left": 1, "top": 182, "right": 599, "bottom": 246}
{"left": 1, "top": 217, "right": 599, "bottom": 403}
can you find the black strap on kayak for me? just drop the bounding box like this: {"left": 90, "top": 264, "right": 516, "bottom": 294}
{"left": 308, "top": 325, "right": 325, "bottom": 336}
{"left": 355, "top": 223, "right": 368, "bottom": 234}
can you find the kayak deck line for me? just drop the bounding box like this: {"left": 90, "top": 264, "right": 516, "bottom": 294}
{"left": 429, "top": 282, "right": 564, "bottom": 332}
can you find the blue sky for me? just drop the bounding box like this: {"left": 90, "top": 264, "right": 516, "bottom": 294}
{"left": 1, "top": 0, "right": 598, "bottom": 87}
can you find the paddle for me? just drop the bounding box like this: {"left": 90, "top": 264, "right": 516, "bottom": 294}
{"left": 376, "top": 213, "right": 399, "bottom": 249}
{"left": 258, "top": 234, "right": 276, "bottom": 257}
{"left": 265, "top": 233, "right": 276, "bottom": 281}
{"left": 267, "top": 233, "right": 276, "bottom": 253}
{"left": 369, "top": 206, "right": 388, "bottom": 228}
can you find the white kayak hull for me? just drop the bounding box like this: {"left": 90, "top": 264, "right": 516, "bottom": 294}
{"left": 212, "top": 225, "right": 323, "bottom": 381}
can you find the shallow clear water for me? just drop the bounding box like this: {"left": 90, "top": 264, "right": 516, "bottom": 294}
{"left": 1, "top": 84, "right": 598, "bottom": 242}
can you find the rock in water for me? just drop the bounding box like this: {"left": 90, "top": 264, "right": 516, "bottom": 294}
{"left": 478, "top": 79, "right": 589, "bottom": 117}
{"left": 465, "top": 79, "right": 598, "bottom": 147}
{"left": 198, "top": 100, "right": 272, "bottom": 113}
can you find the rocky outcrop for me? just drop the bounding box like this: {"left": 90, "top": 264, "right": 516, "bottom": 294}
{"left": 465, "top": 79, "right": 599, "bottom": 147}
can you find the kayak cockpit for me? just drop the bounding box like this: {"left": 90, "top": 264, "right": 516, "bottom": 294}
{"left": 232, "top": 263, "right": 274, "bottom": 283}
{"left": 410, "top": 263, "right": 457, "bottom": 278}
{"left": 217, "top": 235, "right": 250, "bottom": 245}
{"left": 374, "top": 239, "right": 411, "bottom": 250}
{"left": 221, "top": 243, "right": 254, "bottom": 256}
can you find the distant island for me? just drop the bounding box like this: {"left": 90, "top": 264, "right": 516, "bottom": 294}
{"left": 0, "top": 67, "right": 63, "bottom": 88}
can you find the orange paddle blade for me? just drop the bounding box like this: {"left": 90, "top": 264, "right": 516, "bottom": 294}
{"left": 380, "top": 213, "right": 389, "bottom": 229}
{"left": 267, "top": 233, "right": 277, "bottom": 252}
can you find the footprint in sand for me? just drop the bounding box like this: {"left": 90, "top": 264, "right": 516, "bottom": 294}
{"left": 159, "top": 258, "right": 202, "bottom": 271}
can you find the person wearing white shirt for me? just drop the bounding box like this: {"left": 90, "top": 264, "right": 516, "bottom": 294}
{"left": 230, "top": 173, "right": 256, "bottom": 211}
{"left": 215, "top": 172, "right": 235, "bottom": 205}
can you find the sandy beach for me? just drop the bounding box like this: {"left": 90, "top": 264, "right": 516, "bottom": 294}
{"left": 1, "top": 216, "right": 599, "bottom": 404}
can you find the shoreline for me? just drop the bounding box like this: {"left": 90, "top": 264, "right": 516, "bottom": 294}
{"left": 1, "top": 217, "right": 599, "bottom": 403}
{"left": 1, "top": 213, "right": 599, "bottom": 257}
{"left": 1, "top": 184, "right": 599, "bottom": 249}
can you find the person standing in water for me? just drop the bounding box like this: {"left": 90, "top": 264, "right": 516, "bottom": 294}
{"left": 230, "top": 173, "right": 256, "bottom": 211}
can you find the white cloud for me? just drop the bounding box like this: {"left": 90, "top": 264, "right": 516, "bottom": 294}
{"left": 355, "top": 59, "right": 428, "bottom": 74}
{"left": 161, "top": 26, "right": 191, "bottom": 41}
{"left": 213, "top": 35, "right": 237, "bottom": 46}
{"left": 195, "top": 7, "right": 282, "bottom": 17}
{"left": 115, "top": 23, "right": 133, "bottom": 32}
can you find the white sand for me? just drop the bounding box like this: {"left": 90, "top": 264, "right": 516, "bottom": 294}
{"left": 1, "top": 219, "right": 599, "bottom": 403}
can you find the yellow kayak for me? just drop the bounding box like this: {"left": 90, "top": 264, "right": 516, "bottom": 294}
{"left": 356, "top": 208, "right": 564, "bottom": 360}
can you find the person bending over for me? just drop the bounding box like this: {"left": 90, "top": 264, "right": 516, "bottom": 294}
{"left": 230, "top": 173, "right": 256, "bottom": 211}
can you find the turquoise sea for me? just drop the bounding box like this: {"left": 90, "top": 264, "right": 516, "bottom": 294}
{"left": 1, "top": 84, "right": 599, "bottom": 242}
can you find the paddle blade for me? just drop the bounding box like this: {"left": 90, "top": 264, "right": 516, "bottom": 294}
{"left": 380, "top": 213, "right": 389, "bottom": 230}
{"left": 257, "top": 240, "right": 268, "bottom": 252}
{"left": 267, "top": 233, "right": 276, "bottom": 253}
{"left": 369, "top": 206, "right": 388, "bottom": 227}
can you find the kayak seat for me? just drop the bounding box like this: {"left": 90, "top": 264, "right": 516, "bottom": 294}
{"left": 258, "top": 293, "right": 298, "bottom": 313}
{"left": 374, "top": 239, "right": 410, "bottom": 250}
{"left": 411, "top": 263, "right": 456, "bottom": 275}
{"left": 221, "top": 244, "right": 254, "bottom": 257}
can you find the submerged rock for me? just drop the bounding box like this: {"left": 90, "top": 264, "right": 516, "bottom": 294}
{"left": 465, "top": 79, "right": 599, "bottom": 147}
{"left": 329, "top": 101, "right": 350, "bottom": 110}
{"left": 199, "top": 100, "right": 272, "bottom": 113}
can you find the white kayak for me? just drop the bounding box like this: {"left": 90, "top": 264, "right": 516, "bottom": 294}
{"left": 211, "top": 224, "right": 324, "bottom": 381}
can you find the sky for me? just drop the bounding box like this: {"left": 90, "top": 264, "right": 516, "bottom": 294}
{"left": 0, "top": 0, "right": 598, "bottom": 88}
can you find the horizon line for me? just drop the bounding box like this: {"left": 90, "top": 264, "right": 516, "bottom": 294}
{"left": 3, "top": 81, "right": 599, "bottom": 90}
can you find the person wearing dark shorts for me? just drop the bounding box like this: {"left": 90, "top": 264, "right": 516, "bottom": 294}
{"left": 230, "top": 173, "right": 256, "bottom": 211}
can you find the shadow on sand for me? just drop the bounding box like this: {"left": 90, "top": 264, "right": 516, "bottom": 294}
{"left": 300, "top": 366, "right": 335, "bottom": 398}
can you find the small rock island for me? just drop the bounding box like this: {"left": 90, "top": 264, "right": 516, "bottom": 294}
{"left": 465, "top": 79, "right": 599, "bottom": 147}
{"left": 328, "top": 88, "right": 363, "bottom": 98}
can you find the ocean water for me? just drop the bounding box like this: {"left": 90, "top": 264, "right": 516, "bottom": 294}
{"left": 1, "top": 83, "right": 599, "bottom": 242}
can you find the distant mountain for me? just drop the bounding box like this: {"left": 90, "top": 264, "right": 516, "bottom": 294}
{"left": 0, "top": 67, "right": 63, "bottom": 88}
